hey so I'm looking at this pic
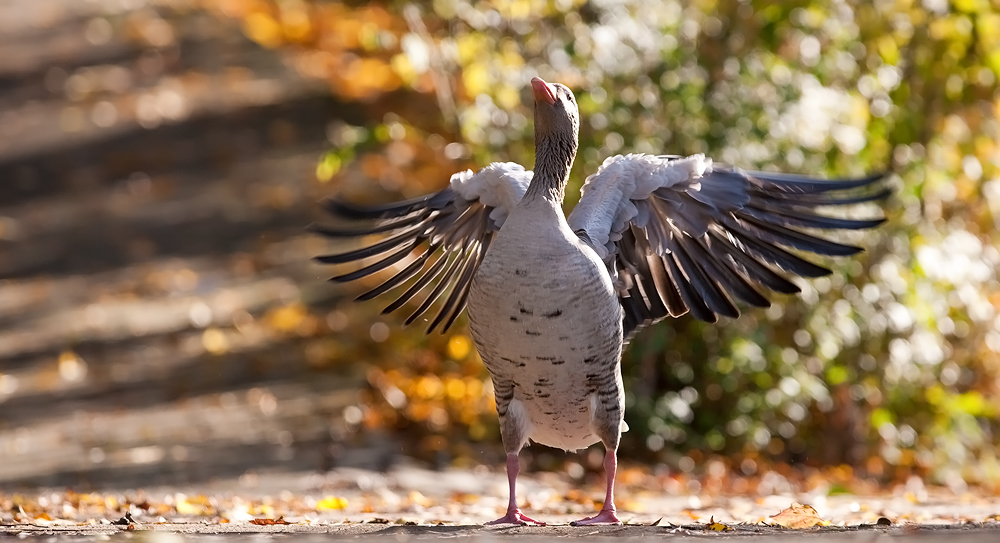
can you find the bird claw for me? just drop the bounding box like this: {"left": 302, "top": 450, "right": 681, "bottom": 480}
{"left": 570, "top": 509, "right": 623, "bottom": 526}
{"left": 486, "top": 509, "right": 546, "bottom": 526}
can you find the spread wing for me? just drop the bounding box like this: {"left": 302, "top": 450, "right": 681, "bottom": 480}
{"left": 312, "top": 163, "right": 532, "bottom": 333}
{"left": 567, "top": 154, "right": 887, "bottom": 338}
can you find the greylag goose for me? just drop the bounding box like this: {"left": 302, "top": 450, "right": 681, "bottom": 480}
{"left": 313, "top": 77, "right": 886, "bottom": 526}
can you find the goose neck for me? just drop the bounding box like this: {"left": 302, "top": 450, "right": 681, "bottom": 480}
{"left": 525, "top": 136, "right": 574, "bottom": 202}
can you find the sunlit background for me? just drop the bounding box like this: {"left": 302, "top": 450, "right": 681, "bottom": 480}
{"left": 1, "top": 0, "right": 999, "bottom": 500}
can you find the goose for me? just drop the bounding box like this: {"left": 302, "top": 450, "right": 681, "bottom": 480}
{"left": 312, "top": 77, "right": 886, "bottom": 526}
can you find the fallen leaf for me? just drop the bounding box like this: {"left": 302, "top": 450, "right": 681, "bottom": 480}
{"left": 707, "top": 516, "right": 730, "bottom": 531}
{"left": 769, "top": 503, "right": 830, "bottom": 529}
{"left": 249, "top": 517, "right": 291, "bottom": 526}
{"left": 110, "top": 512, "right": 135, "bottom": 526}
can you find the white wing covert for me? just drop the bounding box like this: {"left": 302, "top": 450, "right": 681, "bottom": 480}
{"left": 312, "top": 163, "right": 532, "bottom": 333}
{"left": 567, "top": 154, "right": 887, "bottom": 337}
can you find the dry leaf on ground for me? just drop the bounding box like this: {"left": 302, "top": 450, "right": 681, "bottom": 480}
{"left": 707, "top": 516, "right": 730, "bottom": 531}
{"left": 768, "top": 503, "right": 830, "bottom": 529}
{"left": 249, "top": 517, "right": 292, "bottom": 526}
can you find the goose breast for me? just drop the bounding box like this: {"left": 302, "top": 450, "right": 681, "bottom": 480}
{"left": 467, "top": 200, "right": 624, "bottom": 451}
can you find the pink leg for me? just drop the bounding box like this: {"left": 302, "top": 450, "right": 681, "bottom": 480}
{"left": 486, "top": 453, "right": 546, "bottom": 526}
{"left": 571, "top": 448, "right": 623, "bottom": 526}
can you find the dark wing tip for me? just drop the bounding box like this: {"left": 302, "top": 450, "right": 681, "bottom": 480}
{"left": 320, "top": 188, "right": 456, "bottom": 221}
{"left": 615, "top": 163, "right": 889, "bottom": 336}
{"left": 747, "top": 169, "right": 888, "bottom": 191}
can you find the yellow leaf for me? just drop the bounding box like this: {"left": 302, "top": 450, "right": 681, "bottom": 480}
{"left": 316, "top": 496, "right": 349, "bottom": 511}
{"left": 769, "top": 503, "right": 830, "bottom": 529}
{"left": 707, "top": 516, "right": 730, "bottom": 531}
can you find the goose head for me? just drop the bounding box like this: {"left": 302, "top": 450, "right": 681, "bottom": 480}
{"left": 530, "top": 77, "right": 580, "bottom": 199}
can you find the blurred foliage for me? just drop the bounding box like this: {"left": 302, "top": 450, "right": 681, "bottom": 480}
{"left": 208, "top": 0, "right": 1000, "bottom": 489}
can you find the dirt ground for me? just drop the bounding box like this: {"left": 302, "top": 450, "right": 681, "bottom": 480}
{"left": 3, "top": 464, "right": 1000, "bottom": 540}
{"left": 3, "top": 523, "right": 1000, "bottom": 542}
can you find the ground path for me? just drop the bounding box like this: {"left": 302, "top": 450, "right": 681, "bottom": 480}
{"left": 3, "top": 465, "right": 1000, "bottom": 540}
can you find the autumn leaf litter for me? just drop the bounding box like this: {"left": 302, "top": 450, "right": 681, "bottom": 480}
{"left": 2, "top": 465, "right": 1000, "bottom": 533}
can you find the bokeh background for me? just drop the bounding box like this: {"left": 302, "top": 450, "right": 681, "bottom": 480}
{"left": 1, "top": 0, "right": 999, "bottom": 497}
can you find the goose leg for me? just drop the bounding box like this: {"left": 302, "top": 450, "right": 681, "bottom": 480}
{"left": 572, "top": 387, "right": 624, "bottom": 526}
{"left": 486, "top": 387, "right": 545, "bottom": 526}
{"left": 486, "top": 452, "right": 545, "bottom": 526}
{"left": 570, "top": 446, "right": 622, "bottom": 525}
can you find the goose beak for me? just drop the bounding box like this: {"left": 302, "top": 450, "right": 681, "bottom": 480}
{"left": 531, "top": 77, "right": 556, "bottom": 105}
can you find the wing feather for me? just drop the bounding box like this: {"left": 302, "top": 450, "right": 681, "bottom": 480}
{"left": 313, "top": 163, "right": 531, "bottom": 333}
{"left": 664, "top": 250, "right": 716, "bottom": 323}
{"left": 314, "top": 224, "right": 425, "bottom": 264}
{"left": 569, "top": 154, "right": 886, "bottom": 337}
{"left": 356, "top": 241, "right": 443, "bottom": 301}
{"left": 690, "top": 235, "right": 770, "bottom": 308}
{"left": 382, "top": 247, "right": 453, "bottom": 314}
{"left": 404, "top": 249, "right": 467, "bottom": 326}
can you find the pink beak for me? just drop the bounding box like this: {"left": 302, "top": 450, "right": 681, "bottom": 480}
{"left": 531, "top": 77, "right": 556, "bottom": 105}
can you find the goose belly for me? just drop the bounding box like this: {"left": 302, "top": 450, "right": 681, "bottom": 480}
{"left": 468, "top": 231, "right": 624, "bottom": 451}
